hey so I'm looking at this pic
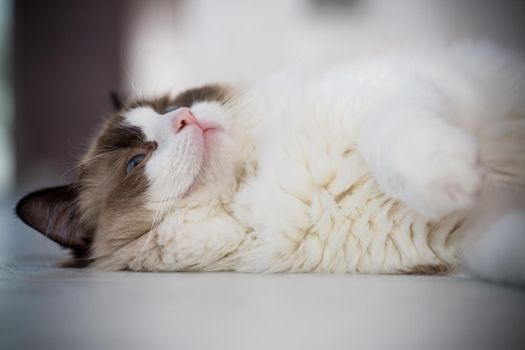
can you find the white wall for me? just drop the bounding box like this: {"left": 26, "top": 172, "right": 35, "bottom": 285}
{"left": 124, "top": 0, "right": 525, "bottom": 96}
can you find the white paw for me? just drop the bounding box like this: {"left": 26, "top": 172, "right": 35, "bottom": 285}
{"left": 386, "top": 124, "right": 483, "bottom": 219}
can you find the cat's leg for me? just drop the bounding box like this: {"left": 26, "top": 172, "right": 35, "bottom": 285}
{"left": 358, "top": 86, "right": 483, "bottom": 219}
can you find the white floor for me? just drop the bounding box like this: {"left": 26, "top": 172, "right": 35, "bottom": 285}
{"left": 1, "top": 204, "right": 524, "bottom": 350}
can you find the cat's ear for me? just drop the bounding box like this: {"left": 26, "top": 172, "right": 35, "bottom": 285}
{"left": 16, "top": 185, "right": 91, "bottom": 254}
{"left": 109, "top": 90, "right": 124, "bottom": 111}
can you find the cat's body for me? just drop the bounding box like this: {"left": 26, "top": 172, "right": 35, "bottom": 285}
{"left": 17, "top": 42, "right": 525, "bottom": 284}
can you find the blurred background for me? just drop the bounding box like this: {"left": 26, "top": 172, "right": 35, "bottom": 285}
{"left": 0, "top": 0, "right": 524, "bottom": 201}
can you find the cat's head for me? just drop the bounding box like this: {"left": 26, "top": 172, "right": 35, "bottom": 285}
{"left": 16, "top": 84, "right": 240, "bottom": 269}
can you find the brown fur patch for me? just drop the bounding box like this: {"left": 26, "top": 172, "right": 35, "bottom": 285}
{"left": 129, "top": 84, "right": 232, "bottom": 114}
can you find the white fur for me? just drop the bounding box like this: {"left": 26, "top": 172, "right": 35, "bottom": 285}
{"left": 125, "top": 43, "right": 525, "bottom": 285}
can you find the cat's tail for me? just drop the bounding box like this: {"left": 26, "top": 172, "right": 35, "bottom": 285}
{"left": 468, "top": 106, "right": 525, "bottom": 287}
{"left": 463, "top": 210, "right": 525, "bottom": 287}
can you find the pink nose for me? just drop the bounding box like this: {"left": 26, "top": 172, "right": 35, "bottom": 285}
{"left": 170, "top": 107, "right": 199, "bottom": 133}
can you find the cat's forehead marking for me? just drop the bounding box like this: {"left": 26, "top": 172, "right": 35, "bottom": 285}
{"left": 124, "top": 106, "right": 158, "bottom": 141}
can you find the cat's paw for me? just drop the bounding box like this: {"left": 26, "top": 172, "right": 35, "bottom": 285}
{"left": 385, "top": 124, "right": 483, "bottom": 219}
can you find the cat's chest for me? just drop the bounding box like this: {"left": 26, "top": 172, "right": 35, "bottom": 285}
{"left": 232, "top": 98, "right": 377, "bottom": 234}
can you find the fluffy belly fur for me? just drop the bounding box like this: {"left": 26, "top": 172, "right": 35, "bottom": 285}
{"left": 231, "top": 91, "right": 465, "bottom": 274}
{"left": 234, "top": 152, "right": 464, "bottom": 273}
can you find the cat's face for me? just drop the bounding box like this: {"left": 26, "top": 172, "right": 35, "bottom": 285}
{"left": 16, "top": 84, "right": 239, "bottom": 268}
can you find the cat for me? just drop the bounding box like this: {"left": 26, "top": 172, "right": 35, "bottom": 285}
{"left": 16, "top": 42, "right": 525, "bottom": 285}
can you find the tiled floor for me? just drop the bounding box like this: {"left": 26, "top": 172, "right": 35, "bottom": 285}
{"left": 1, "top": 204, "right": 524, "bottom": 350}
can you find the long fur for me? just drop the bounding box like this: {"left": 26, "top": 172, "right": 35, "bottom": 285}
{"left": 117, "top": 42, "right": 524, "bottom": 283}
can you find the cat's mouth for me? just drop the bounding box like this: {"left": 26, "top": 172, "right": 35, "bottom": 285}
{"left": 203, "top": 127, "right": 219, "bottom": 134}
{"left": 179, "top": 112, "right": 223, "bottom": 139}
{"left": 197, "top": 120, "right": 223, "bottom": 137}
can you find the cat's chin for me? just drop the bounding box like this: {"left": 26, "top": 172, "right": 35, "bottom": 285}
{"left": 178, "top": 130, "right": 218, "bottom": 195}
{"left": 183, "top": 120, "right": 224, "bottom": 150}
{"left": 186, "top": 129, "right": 238, "bottom": 204}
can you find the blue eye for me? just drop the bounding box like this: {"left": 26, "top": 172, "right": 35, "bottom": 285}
{"left": 126, "top": 154, "right": 146, "bottom": 173}
{"left": 164, "top": 105, "right": 179, "bottom": 113}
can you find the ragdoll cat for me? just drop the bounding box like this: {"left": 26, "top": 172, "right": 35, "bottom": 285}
{"left": 16, "top": 42, "right": 525, "bottom": 285}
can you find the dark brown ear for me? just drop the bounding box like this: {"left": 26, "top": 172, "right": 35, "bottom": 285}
{"left": 15, "top": 185, "right": 92, "bottom": 257}
{"left": 110, "top": 90, "right": 124, "bottom": 111}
